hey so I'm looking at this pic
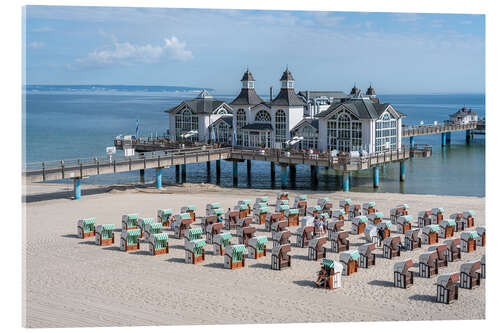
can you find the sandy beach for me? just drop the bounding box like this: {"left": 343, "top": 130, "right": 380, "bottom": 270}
{"left": 23, "top": 182, "right": 485, "bottom": 328}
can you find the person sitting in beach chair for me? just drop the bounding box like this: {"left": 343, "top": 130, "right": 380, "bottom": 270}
{"left": 314, "top": 259, "right": 343, "bottom": 289}
{"left": 157, "top": 209, "right": 173, "bottom": 227}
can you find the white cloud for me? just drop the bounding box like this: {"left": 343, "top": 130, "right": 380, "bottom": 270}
{"left": 69, "top": 35, "right": 193, "bottom": 70}
{"left": 29, "top": 41, "right": 45, "bottom": 49}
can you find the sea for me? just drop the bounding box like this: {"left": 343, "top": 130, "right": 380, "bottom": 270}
{"left": 23, "top": 85, "right": 485, "bottom": 197}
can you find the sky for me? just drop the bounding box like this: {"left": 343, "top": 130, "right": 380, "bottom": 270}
{"left": 24, "top": 6, "right": 485, "bottom": 95}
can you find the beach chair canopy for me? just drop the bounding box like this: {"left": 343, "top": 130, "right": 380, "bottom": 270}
{"left": 440, "top": 219, "right": 456, "bottom": 227}
{"left": 424, "top": 225, "right": 440, "bottom": 233}
{"left": 461, "top": 231, "right": 479, "bottom": 240}
{"left": 272, "top": 243, "right": 291, "bottom": 256}
{"left": 364, "top": 224, "right": 378, "bottom": 239}
{"left": 213, "top": 208, "right": 225, "bottom": 215}
{"left": 378, "top": 221, "right": 392, "bottom": 229}
{"left": 153, "top": 232, "right": 169, "bottom": 241}
{"left": 123, "top": 214, "right": 139, "bottom": 221}
{"left": 148, "top": 223, "right": 162, "bottom": 232}
{"left": 310, "top": 236, "right": 327, "bottom": 248}
{"left": 209, "top": 203, "right": 221, "bottom": 209}
{"left": 317, "top": 198, "right": 331, "bottom": 205}
{"left": 179, "top": 213, "right": 191, "bottom": 220}
{"left": 363, "top": 202, "right": 376, "bottom": 208}
{"left": 358, "top": 243, "right": 375, "bottom": 255}
{"left": 340, "top": 250, "right": 360, "bottom": 263}
{"left": 101, "top": 224, "right": 114, "bottom": 231}
{"left": 476, "top": 227, "right": 485, "bottom": 235}
{"left": 354, "top": 216, "right": 368, "bottom": 224}
{"left": 186, "top": 228, "right": 203, "bottom": 240}
{"left": 122, "top": 229, "right": 140, "bottom": 244}
{"left": 373, "top": 212, "right": 383, "bottom": 219}
{"left": 340, "top": 199, "right": 352, "bottom": 205}
{"left": 238, "top": 200, "right": 251, "bottom": 205}
{"left": 383, "top": 236, "right": 400, "bottom": 247}
{"left": 397, "top": 215, "right": 413, "bottom": 224}
{"left": 159, "top": 209, "right": 173, "bottom": 218}
{"left": 394, "top": 259, "right": 413, "bottom": 273}
{"left": 279, "top": 205, "right": 290, "bottom": 211}
{"left": 397, "top": 204, "right": 409, "bottom": 210}
{"left": 220, "top": 232, "right": 232, "bottom": 241}
{"left": 418, "top": 211, "right": 430, "bottom": 218}
{"left": 287, "top": 208, "right": 299, "bottom": 215}
{"left": 419, "top": 251, "right": 438, "bottom": 265}
{"left": 80, "top": 217, "right": 96, "bottom": 225}
{"left": 431, "top": 208, "right": 444, "bottom": 215}
{"left": 437, "top": 272, "right": 460, "bottom": 287}
{"left": 259, "top": 207, "right": 270, "bottom": 214}
{"left": 444, "top": 238, "right": 460, "bottom": 249}
{"left": 460, "top": 260, "right": 481, "bottom": 274}
{"left": 333, "top": 209, "right": 345, "bottom": 216}
{"left": 140, "top": 217, "right": 155, "bottom": 228}
{"left": 255, "top": 203, "right": 267, "bottom": 209}
{"left": 301, "top": 216, "right": 315, "bottom": 227}
{"left": 463, "top": 210, "right": 476, "bottom": 217}
{"left": 278, "top": 200, "right": 289, "bottom": 206}
{"left": 298, "top": 195, "right": 308, "bottom": 201}
{"left": 405, "top": 228, "right": 420, "bottom": 239}
{"left": 183, "top": 205, "right": 196, "bottom": 211}
{"left": 450, "top": 213, "right": 463, "bottom": 220}
{"left": 312, "top": 205, "right": 321, "bottom": 211}
{"left": 256, "top": 196, "right": 269, "bottom": 203}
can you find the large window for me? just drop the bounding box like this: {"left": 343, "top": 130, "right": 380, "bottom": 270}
{"left": 375, "top": 112, "right": 397, "bottom": 152}
{"left": 295, "top": 125, "right": 318, "bottom": 150}
{"left": 175, "top": 108, "right": 198, "bottom": 141}
{"left": 236, "top": 109, "right": 246, "bottom": 145}
{"left": 275, "top": 110, "right": 287, "bottom": 143}
{"left": 326, "top": 111, "right": 362, "bottom": 152}
{"left": 214, "top": 122, "right": 231, "bottom": 143}
{"left": 255, "top": 110, "right": 271, "bottom": 122}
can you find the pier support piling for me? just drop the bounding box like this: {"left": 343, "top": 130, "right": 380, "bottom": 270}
{"left": 400, "top": 161, "right": 406, "bottom": 182}
{"left": 446, "top": 132, "right": 451, "bottom": 144}
{"left": 290, "top": 164, "right": 296, "bottom": 187}
{"left": 441, "top": 133, "right": 446, "bottom": 146}
{"left": 270, "top": 162, "right": 276, "bottom": 185}
{"left": 139, "top": 169, "right": 145, "bottom": 182}
{"left": 175, "top": 165, "right": 180, "bottom": 183}
{"left": 73, "top": 178, "right": 81, "bottom": 200}
{"left": 232, "top": 161, "right": 238, "bottom": 187}
{"left": 310, "top": 165, "right": 318, "bottom": 185}
{"left": 373, "top": 166, "right": 380, "bottom": 188}
{"left": 342, "top": 173, "right": 349, "bottom": 192}
{"left": 156, "top": 168, "right": 163, "bottom": 189}
{"left": 281, "top": 165, "right": 288, "bottom": 189}
{"left": 246, "top": 160, "right": 251, "bottom": 186}
{"left": 409, "top": 136, "right": 415, "bottom": 148}
{"left": 206, "top": 161, "right": 211, "bottom": 183}
{"left": 181, "top": 164, "right": 186, "bottom": 183}
{"left": 466, "top": 129, "right": 471, "bottom": 144}
{"left": 216, "top": 160, "right": 221, "bottom": 184}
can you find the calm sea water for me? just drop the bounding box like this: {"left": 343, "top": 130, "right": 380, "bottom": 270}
{"left": 23, "top": 87, "right": 485, "bottom": 197}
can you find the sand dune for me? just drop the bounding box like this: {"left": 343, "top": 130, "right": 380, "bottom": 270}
{"left": 23, "top": 183, "right": 485, "bottom": 328}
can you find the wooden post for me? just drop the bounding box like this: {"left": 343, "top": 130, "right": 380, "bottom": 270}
{"left": 216, "top": 160, "right": 221, "bottom": 184}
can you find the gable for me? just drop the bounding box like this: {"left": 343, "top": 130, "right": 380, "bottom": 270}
{"left": 325, "top": 105, "right": 360, "bottom": 121}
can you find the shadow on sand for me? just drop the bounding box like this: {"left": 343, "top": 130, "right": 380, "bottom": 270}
{"left": 368, "top": 280, "right": 394, "bottom": 288}
{"left": 409, "top": 294, "right": 437, "bottom": 303}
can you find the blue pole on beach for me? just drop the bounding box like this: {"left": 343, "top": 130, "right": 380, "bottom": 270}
{"left": 281, "top": 165, "right": 288, "bottom": 188}
{"left": 342, "top": 173, "right": 349, "bottom": 192}
{"left": 233, "top": 161, "right": 238, "bottom": 187}
{"left": 373, "top": 166, "right": 380, "bottom": 188}
{"left": 156, "top": 168, "right": 163, "bottom": 189}
{"left": 400, "top": 161, "right": 406, "bottom": 182}
{"left": 73, "top": 178, "right": 81, "bottom": 200}
{"left": 409, "top": 136, "right": 415, "bottom": 148}
{"left": 441, "top": 133, "right": 446, "bottom": 146}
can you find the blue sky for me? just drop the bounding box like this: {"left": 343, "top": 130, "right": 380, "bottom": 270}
{"left": 25, "top": 6, "right": 485, "bottom": 94}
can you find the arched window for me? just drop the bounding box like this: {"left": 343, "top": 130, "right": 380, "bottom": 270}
{"left": 375, "top": 112, "right": 397, "bottom": 152}
{"left": 296, "top": 124, "right": 318, "bottom": 149}
{"left": 255, "top": 110, "right": 271, "bottom": 122}
{"left": 275, "top": 109, "right": 287, "bottom": 143}
{"left": 216, "top": 107, "right": 228, "bottom": 115}
{"left": 175, "top": 108, "right": 198, "bottom": 141}
{"left": 326, "top": 110, "right": 362, "bottom": 152}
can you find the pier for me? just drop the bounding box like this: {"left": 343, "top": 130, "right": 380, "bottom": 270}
{"left": 402, "top": 122, "right": 481, "bottom": 146}
{"left": 23, "top": 144, "right": 431, "bottom": 199}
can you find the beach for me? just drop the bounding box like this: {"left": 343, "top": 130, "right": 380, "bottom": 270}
{"left": 23, "top": 183, "right": 485, "bottom": 328}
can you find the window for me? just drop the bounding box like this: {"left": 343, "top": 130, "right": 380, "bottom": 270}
{"left": 275, "top": 110, "right": 287, "bottom": 143}
{"left": 216, "top": 107, "right": 229, "bottom": 115}
{"left": 214, "top": 121, "right": 230, "bottom": 143}
{"left": 255, "top": 110, "right": 271, "bottom": 122}
{"left": 295, "top": 124, "right": 318, "bottom": 150}
{"left": 375, "top": 112, "right": 397, "bottom": 152}
{"left": 236, "top": 109, "right": 246, "bottom": 145}
{"left": 326, "top": 110, "right": 362, "bottom": 152}
{"left": 175, "top": 108, "right": 198, "bottom": 141}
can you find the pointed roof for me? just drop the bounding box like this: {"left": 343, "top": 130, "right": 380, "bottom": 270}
{"left": 316, "top": 99, "right": 405, "bottom": 120}
{"left": 241, "top": 70, "right": 255, "bottom": 82}
{"left": 350, "top": 85, "right": 359, "bottom": 95}
{"left": 366, "top": 85, "right": 375, "bottom": 96}
{"left": 272, "top": 88, "right": 306, "bottom": 106}
{"left": 164, "top": 93, "right": 231, "bottom": 115}
{"left": 280, "top": 68, "right": 295, "bottom": 81}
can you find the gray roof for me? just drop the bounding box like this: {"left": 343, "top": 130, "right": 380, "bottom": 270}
{"left": 241, "top": 70, "right": 255, "bottom": 81}
{"left": 272, "top": 88, "right": 306, "bottom": 107}
{"left": 230, "top": 88, "right": 265, "bottom": 106}
{"left": 297, "top": 90, "right": 348, "bottom": 100}
{"left": 165, "top": 93, "right": 231, "bottom": 115}
{"left": 280, "top": 69, "right": 294, "bottom": 81}
{"left": 291, "top": 118, "right": 319, "bottom": 132}
{"left": 316, "top": 99, "right": 403, "bottom": 120}
{"left": 241, "top": 123, "right": 273, "bottom": 131}
{"left": 208, "top": 115, "right": 233, "bottom": 128}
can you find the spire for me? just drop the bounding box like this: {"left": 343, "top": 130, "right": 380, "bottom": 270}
{"left": 366, "top": 84, "right": 376, "bottom": 96}
{"left": 350, "top": 84, "right": 359, "bottom": 95}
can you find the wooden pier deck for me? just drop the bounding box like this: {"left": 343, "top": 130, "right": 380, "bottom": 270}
{"left": 402, "top": 122, "right": 477, "bottom": 137}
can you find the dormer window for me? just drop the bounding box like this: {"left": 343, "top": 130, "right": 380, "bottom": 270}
{"left": 248, "top": 81, "right": 254, "bottom": 89}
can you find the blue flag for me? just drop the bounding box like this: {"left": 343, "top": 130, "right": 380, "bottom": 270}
{"left": 135, "top": 120, "right": 139, "bottom": 137}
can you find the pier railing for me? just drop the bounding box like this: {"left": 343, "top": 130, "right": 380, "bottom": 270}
{"left": 402, "top": 122, "right": 477, "bottom": 137}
